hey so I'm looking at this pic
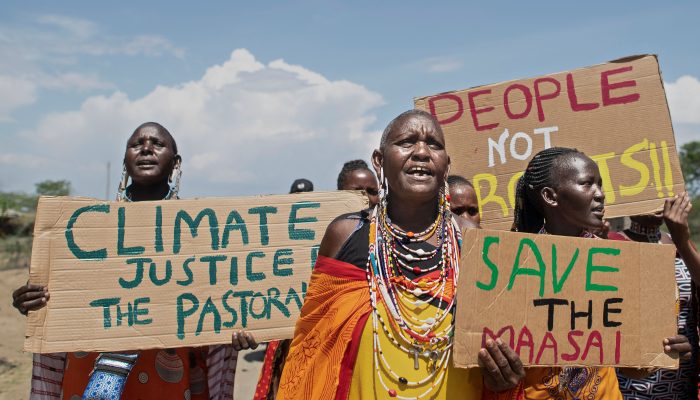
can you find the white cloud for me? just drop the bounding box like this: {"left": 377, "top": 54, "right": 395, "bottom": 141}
{"left": 9, "top": 49, "right": 384, "bottom": 197}
{"left": 0, "top": 14, "right": 185, "bottom": 118}
{"left": 666, "top": 75, "right": 700, "bottom": 124}
{"left": 417, "top": 57, "right": 463, "bottom": 73}
{"left": 0, "top": 75, "right": 37, "bottom": 120}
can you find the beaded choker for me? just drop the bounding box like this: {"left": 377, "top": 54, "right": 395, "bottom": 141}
{"left": 366, "top": 196, "right": 461, "bottom": 399}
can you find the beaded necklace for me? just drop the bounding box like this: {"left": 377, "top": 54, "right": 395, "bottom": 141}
{"left": 366, "top": 195, "right": 461, "bottom": 399}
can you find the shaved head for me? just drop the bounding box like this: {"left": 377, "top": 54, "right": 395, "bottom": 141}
{"left": 379, "top": 109, "right": 441, "bottom": 151}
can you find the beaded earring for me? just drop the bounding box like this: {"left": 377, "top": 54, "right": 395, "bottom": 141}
{"left": 378, "top": 166, "right": 388, "bottom": 207}
{"left": 169, "top": 158, "right": 182, "bottom": 200}
{"left": 116, "top": 163, "right": 129, "bottom": 202}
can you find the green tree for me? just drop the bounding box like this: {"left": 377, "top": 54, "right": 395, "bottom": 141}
{"left": 680, "top": 140, "right": 700, "bottom": 197}
{"left": 35, "top": 180, "right": 71, "bottom": 196}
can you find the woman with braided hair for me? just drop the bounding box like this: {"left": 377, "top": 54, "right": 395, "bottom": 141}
{"left": 12, "top": 122, "right": 257, "bottom": 400}
{"left": 484, "top": 147, "right": 692, "bottom": 400}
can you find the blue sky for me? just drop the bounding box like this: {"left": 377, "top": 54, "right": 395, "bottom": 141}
{"left": 1, "top": 1, "right": 698, "bottom": 198}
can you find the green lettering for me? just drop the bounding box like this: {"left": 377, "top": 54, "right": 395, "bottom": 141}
{"left": 586, "top": 247, "right": 620, "bottom": 292}
{"left": 196, "top": 297, "right": 221, "bottom": 336}
{"left": 221, "top": 210, "right": 249, "bottom": 247}
{"left": 508, "top": 238, "right": 547, "bottom": 297}
{"left": 552, "top": 245, "right": 579, "bottom": 294}
{"left": 248, "top": 206, "right": 277, "bottom": 245}
{"left": 273, "top": 248, "right": 294, "bottom": 276}
{"left": 173, "top": 208, "right": 220, "bottom": 254}
{"left": 288, "top": 202, "right": 320, "bottom": 240}
{"left": 89, "top": 297, "right": 120, "bottom": 328}
{"left": 65, "top": 204, "right": 109, "bottom": 260}
{"left": 477, "top": 236, "right": 499, "bottom": 290}
{"left": 246, "top": 251, "right": 266, "bottom": 282}
{"left": 176, "top": 293, "right": 199, "bottom": 340}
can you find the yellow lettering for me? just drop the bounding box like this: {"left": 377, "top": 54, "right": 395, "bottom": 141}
{"left": 660, "top": 140, "right": 674, "bottom": 197}
{"left": 508, "top": 171, "right": 524, "bottom": 210}
{"left": 473, "top": 173, "right": 509, "bottom": 218}
{"left": 618, "top": 139, "right": 649, "bottom": 197}
{"left": 648, "top": 142, "right": 665, "bottom": 198}
{"left": 589, "top": 152, "right": 616, "bottom": 204}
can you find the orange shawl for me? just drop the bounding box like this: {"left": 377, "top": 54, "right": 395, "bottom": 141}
{"left": 276, "top": 255, "right": 371, "bottom": 400}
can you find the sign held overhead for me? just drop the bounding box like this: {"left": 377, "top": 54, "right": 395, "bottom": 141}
{"left": 415, "top": 55, "right": 684, "bottom": 229}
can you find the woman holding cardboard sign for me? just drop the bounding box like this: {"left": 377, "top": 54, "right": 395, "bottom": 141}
{"left": 275, "top": 110, "right": 524, "bottom": 400}
{"left": 12, "top": 122, "right": 257, "bottom": 400}
{"left": 486, "top": 147, "right": 692, "bottom": 400}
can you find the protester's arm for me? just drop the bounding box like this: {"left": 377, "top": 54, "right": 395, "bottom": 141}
{"left": 664, "top": 193, "right": 700, "bottom": 286}
{"left": 12, "top": 283, "right": 49, "bottom": 315}
{"left": 318, "top": 217, "right": 359, "bottom": 258}
{"left": 619, "top": 334, "right": 692, "bottom": 378}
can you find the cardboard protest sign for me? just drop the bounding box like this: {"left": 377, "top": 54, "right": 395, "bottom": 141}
{"left": 24, "top": 192, "right": 367, "bottom": 353}
{"left": 453, "top": 229, "right": 678, "bottom": 368}
{"left": 415, "top": 55, "right": 684, "bottom": 229}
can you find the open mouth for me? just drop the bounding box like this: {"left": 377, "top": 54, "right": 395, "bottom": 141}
{"left": 136, "top": 159, "right": 158, "bottom": 167}
{"left": 406, "top": 165, "right": 433, "bottom": 178}
{"left": 591, "top": 205, "right": 605, "bottom": 217}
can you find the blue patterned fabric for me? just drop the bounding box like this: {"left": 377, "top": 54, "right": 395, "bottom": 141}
{"left": 82, "top": 353, "right": 138, "bottom": 400}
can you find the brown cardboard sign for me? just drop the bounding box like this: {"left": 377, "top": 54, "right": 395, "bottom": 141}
{"left": 453, "top": 229, "right": 678, "bottom": 368}
{"left": 25, "top": 192, "right": 367, "bottom": 353}
{"left": 415, "top": 55, "right": 684, "bottom": 229}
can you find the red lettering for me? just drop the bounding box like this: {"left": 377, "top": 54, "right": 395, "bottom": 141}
{"left": 566, "top": 73, "right": 599, "bottom": 111}
{"left": 428, "top": 94, "right": 463, "bottom": 125}
{"left": 581, "top": 330, "right": 604, "bottom": 363}
{"left": 601, "top": 66, "right": 640, "bottom": 106}
{"left": 504, "top": 84, "right": 533, "bottom": 119}
{"left": 615, "top": 330, "right": 621, "bottom": 363}
{"left": 561, "top": 330, "right": 583, "bottom": 361}
{"left": 533, "top": 77, "right": 561, "bottom": 122}
{"left": 515, "top": 325, "right": 534, "bottom": 363}
{"left": 482, "top": 326, "right": 515, "bottom": 348}
{"left": 535, "top": 331, "right": 558, "bottom": 364}
{"left": 468, "top": 89, "right": 499, "bottom": 131}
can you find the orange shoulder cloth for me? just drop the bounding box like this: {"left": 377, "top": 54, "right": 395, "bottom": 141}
{"left": 276, "top": 255, "right": 371, "bottom": 400}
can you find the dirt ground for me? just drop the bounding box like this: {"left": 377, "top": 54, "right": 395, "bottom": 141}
{"left": 0, "top": 267, "right": 263, "bottom": 400}
{"left": 0, "top": 267, "right": 33, "bottom": 400}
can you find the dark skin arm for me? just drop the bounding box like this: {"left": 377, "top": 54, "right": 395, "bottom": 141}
{"left": 231, "top": 330, "right": 259, "bottom": 351}
{"left": 663, "top": 193, "right": 700, "bottom": 287}
{"left": 619, "top": 335, "right": 692, "bottom": 378}
{"left": 12, "top": 283, "right": 49, "bottom": 315}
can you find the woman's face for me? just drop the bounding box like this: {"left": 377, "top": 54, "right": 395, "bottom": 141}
{"left": 343, "top": 169, "right": 379, "bottom": 207}
{"left": 546, "top": 155, "right": 606, "bottom": 231}
{"left": 374, "top": 115, "right": 449, "bottom": 202}
{"left": 124, "top": 125, "right": 177, "bottom": 186}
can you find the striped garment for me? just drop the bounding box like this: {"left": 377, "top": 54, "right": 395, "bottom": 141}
{"left": 617, "top": 256, "right": 699, "bottom": 400}
{"left": 30, "top": 345, "right": 238, "bottom": 399}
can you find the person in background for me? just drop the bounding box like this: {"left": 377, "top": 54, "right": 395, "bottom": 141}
{"left": 337, "top": 159, "right": 380, "bottom": 208}
{"left": 611, "top": 193, "right": 700, "bottom": 399}
{"left": 12, "top": 122, "right": 257, "bottom": 400}
{"left": 447, "top": 175, "right": 480, "bottom": 227}
{"left": 489, "top": 146, "right": 692, "bottom": 400}
{"left": 290, "top": 178, "right": 314, "bottom": 193}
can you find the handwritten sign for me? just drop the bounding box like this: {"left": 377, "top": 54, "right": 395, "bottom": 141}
{"left": 415, "top": 55, "right": 684, "bottom": 229}
{"left": 24, "top": 192, "right": 367, "bottom": 353}
{"left": 453, "top": 229, "right": 678, "bottom": 368}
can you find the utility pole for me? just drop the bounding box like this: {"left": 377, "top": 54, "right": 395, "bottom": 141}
{"left": 106, "top": 162, "right": 111, "bottom": 200}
